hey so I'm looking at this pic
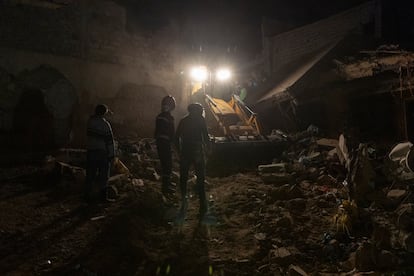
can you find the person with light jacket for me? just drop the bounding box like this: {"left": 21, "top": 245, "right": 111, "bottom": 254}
{"left": 85, "top": 104, "right": 115, "bottom": 203}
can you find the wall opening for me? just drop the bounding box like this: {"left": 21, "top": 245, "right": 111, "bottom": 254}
{"left": 13, "top": 88, "right": 54, "bottom": 151}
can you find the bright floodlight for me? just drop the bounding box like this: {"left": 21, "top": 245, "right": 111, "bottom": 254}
{"left": 216, "top": 68, "right": 231, "bottom": 81}
{"left": 190, "top": 66, "right": 208, "bottom": 82}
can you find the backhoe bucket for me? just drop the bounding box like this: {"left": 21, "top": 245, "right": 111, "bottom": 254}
{"left": 206, "top": 137, "right": 288, "bottom": 176}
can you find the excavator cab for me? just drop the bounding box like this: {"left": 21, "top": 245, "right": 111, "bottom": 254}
{"left": 185, "top": 65, "right": 286, "bottom": 174}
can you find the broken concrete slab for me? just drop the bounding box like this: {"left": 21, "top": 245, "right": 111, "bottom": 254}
{"left": 270, "top": 246, "right": 300, "bottom": 266}
{"left": 258, "top": 163, "right": 287, "bottom": 174}
{"left": 288, "top": 264, "right": 308, "bottom": 276}
{"left": 317, "top": 138, "right": 339, "bottom": 148}
{"left": 386, "top": 189, "right": 407, "bottom": 208}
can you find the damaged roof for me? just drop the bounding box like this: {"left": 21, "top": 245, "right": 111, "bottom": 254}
{"left": 258, "top": 41, "right": 339, "bottom": 103}
{"left": 258, "top": 0, "right": 380, "bottom": 103}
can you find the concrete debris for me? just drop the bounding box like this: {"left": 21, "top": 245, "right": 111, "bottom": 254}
{"left": 270, "top": 246, "right": 300, "bottom": 265}
{"left": 145, "top": 167, "right": 160, "bottom": 180}
{"left": 29, "top": 128, "right": 414, "bottom": 275}
{"left": 337, "top": 49, "right": 414, "bottom": 80}
{"left": 254, "top": 232, "right": 267, "bottom": 241}
{"left": 107, "top": 185, "right": 118, "bottom": 200}
{"left": 260, "top": 172, "right": 293, "bottom": 185}
{"left": 258, "top": 163, "right": 287, "bottom": 174}
{"left": 112, "top": 157, "right": 130, "bottom": 175}
{"left": 402, "top": 232, "right": 414, "bottom": 253}
{"left": 395, "top": 204, "right": 414, "bottom": 231}
{"left": 316, "top": 138, "right": 338, "bottom": 148}
{"left": 386, "top": 189, "right": 408, "bottom": 207}
{"left": 288, "top": 264, "right": 308, "bottom": 276}
{"left": 131, "top": 178, "right": 144, "bottom": 187}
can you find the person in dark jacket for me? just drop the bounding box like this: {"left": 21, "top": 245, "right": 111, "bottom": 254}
{"left": 155, "top": 95, "right": 176, "bottom": 200}
{"left": 85, "top": 104, "right": 115, "bottom": 203}
{"left": 174, "top": 103, "right": 211, "bottom": 220}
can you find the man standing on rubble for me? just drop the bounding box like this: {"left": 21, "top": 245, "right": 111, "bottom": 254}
{"left": 174, "top": 103, "right": 211, "bottom": 222}
{"left": 85, "top": 104, "right": 115, "bottom": 203}
{"left": 155, "top": 95, "right": 176, "bottom": 201}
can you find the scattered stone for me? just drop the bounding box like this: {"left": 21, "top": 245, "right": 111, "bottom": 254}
{"left": 386, "top": 189, "right": 407, "bottom": 207}
{"left": 316, "top": 198, "right": 330, "bottom": 208}
{"left": 270, "top": 184, "right": 304, "bottom": 200}
{"left": 270, "top": 246, "right": 299, "bottom": 266}
{"left": 299, "top": 180, "right": 311, "bottom": 190}
{"left": 258, "top": 163, "right": 287, "bottom": 174}
{"left": 145, "top": 167, "right": 160, "bottom": 180}
{"left": 395, "top": 204, "right": 414, "bottom": 231}
{"left": 376, "top": 250, "right": 398, "bottom": 269}
{"left": 276, "top": 213, "right": 293, "bottom": 228}
{"left": 112, "top": 157, "right": 130, "bottom": 175}
{"left": 260, "top": 173, "right": 292, "bottom": 185}
{"left": 353, "top": 242, "right": 377, "bottom": 271}
{"left": 371, "top": 223, "right": 392, "bottom": 249}
{"left": 306, "top": 167, "right": 319, "bottom": 179}
{"left": 254, "top": 232, "right": 267, "bottom": 241}
{"left": 108, "top": 174, "right": 129, "bottom": 190}
{"left": 171, "top": 171, "right": 180, "bottom": 183}
{"left": 131, "top": 178, "right": 144, "bottom": 187}
{"left": 107, "top": 185, "right": 118, "bottom": 199}
{"left": 402, "top": 232, "right": 414, "bottom": 253}
{"left": 317, "top": 174, "right": 336, "bottom": 186}
{"left": 317, "top": 138, "right": 338, "bottom": 148}
{"left": 288, "top": 264, "right": 308, "bottom": 276}
{"left": 286, "top": 198, "right": 307, "bottom": 212}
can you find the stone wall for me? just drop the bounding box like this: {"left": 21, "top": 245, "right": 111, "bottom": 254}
{"left": 0, "top": 0, "right": 182, "bottom": 146}
{"left": 263, "top": 0, "right": 380, "bottom": 75}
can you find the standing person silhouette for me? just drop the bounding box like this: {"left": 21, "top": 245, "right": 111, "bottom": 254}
{"left": 155, "top": 95, "right": 176, "bottom": 201}
{"left": 174, "top": 103, "right": 211, "bottom": 222}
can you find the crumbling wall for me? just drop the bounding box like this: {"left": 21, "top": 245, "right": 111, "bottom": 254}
{"left": 0, "top": 0, "right": 181, "bottom": 146}
{"left": 0, "top": 65, "right": 77, "bottom": 148}
{"left": 263, "top": 0, "right": 380, "bottom": 75}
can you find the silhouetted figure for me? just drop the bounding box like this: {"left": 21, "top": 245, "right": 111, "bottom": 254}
{"left": 175, "top": 103, "right": 211, "bottom": 221}
{"left": 85, "top": 104, "right": 115, "bottom": 203}
{"left": 155, "top": 95, "right": 176, "bottom": 201}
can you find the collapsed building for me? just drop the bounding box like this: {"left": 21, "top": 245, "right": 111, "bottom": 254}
{"left": 1, "top": 0, "right": 412, "bottom": 152}
{"left": 247, "top": 0, "right": 414, "bottom": 146}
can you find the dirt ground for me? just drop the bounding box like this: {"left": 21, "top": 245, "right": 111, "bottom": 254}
{"left": 0, "top": 141, "right": 414, "bottom": 275}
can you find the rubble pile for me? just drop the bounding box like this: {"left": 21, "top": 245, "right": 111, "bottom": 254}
{"left": 2, "top": 128, "right": 414, "bottom": 275}
{"left": 242, "top": 127, "right": 414, "bottom": 274}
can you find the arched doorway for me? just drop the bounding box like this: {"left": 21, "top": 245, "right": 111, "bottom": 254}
{"left": 13, "top": 89, "right": 54, "bottom": 151}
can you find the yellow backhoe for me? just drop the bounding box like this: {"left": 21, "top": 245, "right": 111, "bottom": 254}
{"left": 201, "top": 93, "right": 286, "bottom": 174}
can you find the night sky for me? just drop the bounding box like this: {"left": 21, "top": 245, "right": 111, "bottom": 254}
{"left": 117, "top": 0, "right": 414, "bottom": 59}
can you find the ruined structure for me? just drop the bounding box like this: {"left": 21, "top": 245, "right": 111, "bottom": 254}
{"left": 249, "top": 0, "right": 414, "bottom": 144}
{"left": 0, "top": 0, "right": 181, "bottom": 148}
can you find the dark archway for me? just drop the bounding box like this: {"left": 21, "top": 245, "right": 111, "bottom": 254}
{"left": 13, "top": 89, "right": 54, "bottom": 151}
